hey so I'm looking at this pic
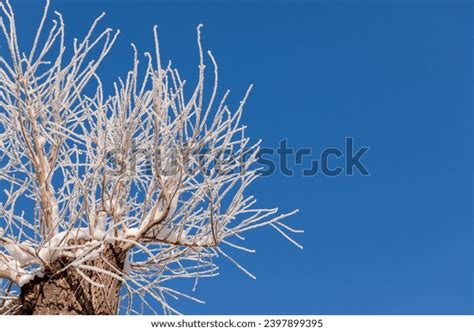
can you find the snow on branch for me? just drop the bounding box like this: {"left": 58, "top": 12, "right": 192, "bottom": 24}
{"left": 0, "top": 0, "right": 301, "bottom": 314}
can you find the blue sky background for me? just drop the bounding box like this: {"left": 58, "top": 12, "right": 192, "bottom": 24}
{"left": 12, "top": 0, "right": 473, "bottom": 314}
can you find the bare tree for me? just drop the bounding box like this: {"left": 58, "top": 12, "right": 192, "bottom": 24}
{"left": 0, "top": 0, "right": 301, "bottom": 315}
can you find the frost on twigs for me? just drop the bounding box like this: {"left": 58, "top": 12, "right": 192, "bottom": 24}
{"left": 0, "top": 0, "right": 301, "bottom": 314}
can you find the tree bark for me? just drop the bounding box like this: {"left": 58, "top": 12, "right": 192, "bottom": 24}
{"left": 15, "top": 243, "right": 125, "bottom": 315}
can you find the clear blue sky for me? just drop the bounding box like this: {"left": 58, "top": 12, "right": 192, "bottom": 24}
{"left": 14, "top": 0, "right": 473, "bottom": 314}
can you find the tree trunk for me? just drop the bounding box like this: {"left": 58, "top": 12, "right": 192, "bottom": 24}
{"left": 16, "top": 243, "right": 125, "bottom": 315}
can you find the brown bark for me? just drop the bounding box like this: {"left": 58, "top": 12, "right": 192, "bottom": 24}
{"left": 15, "top": 243, "right": 125, "bottom": 315}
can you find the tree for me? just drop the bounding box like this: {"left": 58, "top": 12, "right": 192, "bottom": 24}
{"left": 0, "top": 0, "right": 301, "bottom": 315}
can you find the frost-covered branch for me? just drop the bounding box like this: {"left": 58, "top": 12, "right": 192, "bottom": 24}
{"left": 0, "top": 0, "right": 301, "bottom": 314}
